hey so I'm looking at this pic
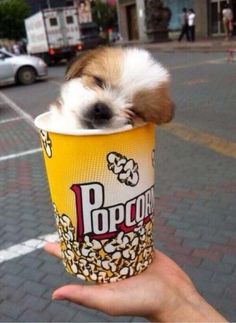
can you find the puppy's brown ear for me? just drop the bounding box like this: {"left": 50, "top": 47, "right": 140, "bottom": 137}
{"left": 65, "top": 54, "right": 88, "bottom": 80}
{"left": 133, "top": 82, "right": 175, "bottom": 125}
{"left": 65, "top": 47, "right": 107, "bottom": 81}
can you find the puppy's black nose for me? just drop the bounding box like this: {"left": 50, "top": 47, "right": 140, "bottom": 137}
{"left": 83, "top": 102, "right": 113, "bottom": 128}
{"left": 93, "top": 103, "right": 112, "bottom": 121}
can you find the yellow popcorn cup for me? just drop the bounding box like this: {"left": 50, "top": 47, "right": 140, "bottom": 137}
{"left": 35, "top": 111, "right": 156, "bottom": 283}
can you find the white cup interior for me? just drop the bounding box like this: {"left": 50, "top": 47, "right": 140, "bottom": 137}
{"left": 34, "top": 112, "right": 138, "bottom": 136}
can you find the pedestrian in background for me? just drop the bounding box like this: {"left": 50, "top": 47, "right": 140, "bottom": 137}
{"left": 12, "top": 43, "right": 20, "bottom": 55}
{"left": 222, "top": 4, "right": 233, "bottom": 40}
{"left": 178, "top": 8, "right": 189, "bottom": 42}
{"left": 188, "top": 8, "right": 196, "bottom": 42}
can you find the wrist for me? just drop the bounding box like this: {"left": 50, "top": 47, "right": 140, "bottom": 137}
{"left": 149, "top": 287, "right": 227, "bottom": 322}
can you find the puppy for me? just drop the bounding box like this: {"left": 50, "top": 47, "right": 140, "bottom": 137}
{"left": 50, "top": 47, "right": 174, "bottom": 130}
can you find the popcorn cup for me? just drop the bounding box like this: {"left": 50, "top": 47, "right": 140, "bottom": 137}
{"left": 35, "top": 112, "right": 156, "bottom": 283}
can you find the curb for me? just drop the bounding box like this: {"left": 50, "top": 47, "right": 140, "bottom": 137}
{"left": 116, "top": 39, "right": 236, "bottom": 53}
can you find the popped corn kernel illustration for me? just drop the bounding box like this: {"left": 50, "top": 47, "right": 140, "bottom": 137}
{"left": 53, "top": 204, "right": 154, "bottom": 283}
{"left": 118, "top": 159, "right": 139, "bottom": 186}
{"left": 107, "top": 152, "right": 126, "bottom": 174}
{"left": 107, "top": 152, "right": 139, "bottom": 187}
{"left": 40, "top": 130, "right": 52, "bottom": 158}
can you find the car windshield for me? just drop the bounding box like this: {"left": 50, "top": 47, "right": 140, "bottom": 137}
{"left": 0, "top": 48, "right": 14, "bottom": 58}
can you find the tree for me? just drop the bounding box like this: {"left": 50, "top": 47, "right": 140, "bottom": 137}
{"left": 91, "top": 0, "right": 117, "bottom": 31}
{"left": 0, "top": 0, "right": 30, "bottom": 40}
{"left": 145, "top": 0, "right": 171, "bottom": 42}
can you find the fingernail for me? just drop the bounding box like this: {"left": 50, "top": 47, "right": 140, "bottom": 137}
{"left": 52, "top": 293, "right": 65, "bottom": 301}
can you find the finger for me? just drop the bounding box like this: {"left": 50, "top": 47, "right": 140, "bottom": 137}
{"left": 52, "top": 283, "right": 146, "bottom": 317}
{"left": 44, "top": 242, "right": 63, "bottom": 259}
{"left": 53, "top": 284, "right": 121, "bottom": 315}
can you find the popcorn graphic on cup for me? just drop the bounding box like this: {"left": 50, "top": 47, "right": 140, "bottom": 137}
{"left": 40, "top": 130, "right": 52, "bottom": 158}
{"left": 107, "top": 152, "right": 139, "bottom": 186}
{"left": 54, "top": 204, "right": 154, "bottom": 283}
{"left": 35, "top": 112, "right": 156, "bottom": 282}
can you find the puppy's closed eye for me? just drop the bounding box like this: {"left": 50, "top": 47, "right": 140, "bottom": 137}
{"left": 94, "top": 76, "right": 105, "bottom": 89}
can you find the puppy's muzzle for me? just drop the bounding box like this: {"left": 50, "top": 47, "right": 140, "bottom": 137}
{"left": 83, "top": 102, "right": 113, "bottom": 129}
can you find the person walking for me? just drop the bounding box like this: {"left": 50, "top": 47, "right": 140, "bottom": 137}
{"left": 178, "top": 8, "right": 189, "bottom": 42}
{"left": 222, "top": 4, "right": 233, "bottom": 40}
{"left": 188, "top": 8, "right": 196, "bottom": 42}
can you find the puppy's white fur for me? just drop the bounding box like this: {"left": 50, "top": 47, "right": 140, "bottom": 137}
{"left": 121, "top": 48, "right": 169, "bottom": 93}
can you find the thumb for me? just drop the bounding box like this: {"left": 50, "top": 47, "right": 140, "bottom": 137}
{"left": 52, "top": 284, "right": 126, "bottom": 316}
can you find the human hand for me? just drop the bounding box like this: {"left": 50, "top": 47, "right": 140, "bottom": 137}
{"left": 44, "top": 243, "right": 227, "bottom": 322}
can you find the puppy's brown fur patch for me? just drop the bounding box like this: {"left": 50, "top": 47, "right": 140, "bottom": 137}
{"left": 133, "top": 83, "right": 175, "bottom": 124}
{"left": 66, "top": 47, "right": 123, "bottom": 89}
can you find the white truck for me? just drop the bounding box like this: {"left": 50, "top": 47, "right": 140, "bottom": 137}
{"left": 25, "top": 7, "right": 82, "bottom": 64}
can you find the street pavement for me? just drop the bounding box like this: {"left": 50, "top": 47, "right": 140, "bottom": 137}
{"left": 0, "top": 50, "right": 236, "bottom": 322}
{"left": 120, "top": 37, "right": 236, "bottom": 53}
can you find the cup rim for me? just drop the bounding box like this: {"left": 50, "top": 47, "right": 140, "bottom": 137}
{"left": 34, "top": 111, "right": 148, "bottom": 136}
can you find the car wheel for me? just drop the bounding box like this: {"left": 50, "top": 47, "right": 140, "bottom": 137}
{"left": 17, "top": 66, "right": 36, "bottom": 85}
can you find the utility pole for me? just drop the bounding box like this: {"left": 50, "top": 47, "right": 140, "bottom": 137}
{"left": 47, "top": 0, "right": 51, "bottom": 8}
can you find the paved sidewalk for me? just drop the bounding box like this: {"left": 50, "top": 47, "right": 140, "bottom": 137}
{"left": 118, "top": 37, "right": 236, "bottom": 52}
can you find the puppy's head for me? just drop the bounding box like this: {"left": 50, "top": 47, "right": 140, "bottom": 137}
{"left": 53, "top": 47, "right": 174, "bottom": 129}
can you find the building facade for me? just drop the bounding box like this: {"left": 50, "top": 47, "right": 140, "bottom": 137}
{"left": 116, "top": 0, "right": 236, "bottom": 41}
{"left": 27, "top": 0, "right": 115, "bottom": 14}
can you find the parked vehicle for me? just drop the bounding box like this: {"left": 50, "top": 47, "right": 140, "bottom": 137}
{"left": 80, "top": 22, "right": 107, "bottom": 50}
{"left": 0, "top": 48, "right": 47, "bottom": 86}
{"left": 25, "top": 7, "right": 82, "bottom": 65}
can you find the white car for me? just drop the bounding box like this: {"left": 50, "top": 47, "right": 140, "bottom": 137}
{"left": 0, "top": 48, "right": 48, "bottom": 86}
